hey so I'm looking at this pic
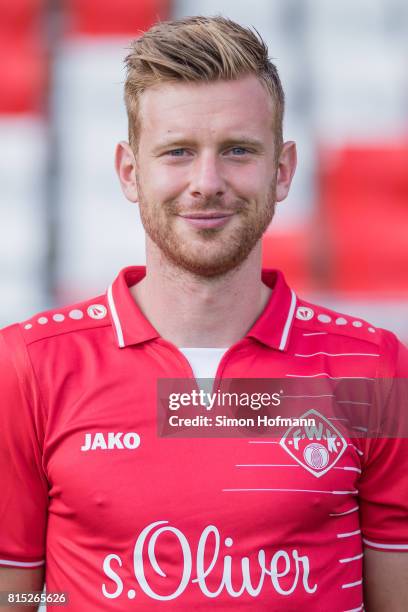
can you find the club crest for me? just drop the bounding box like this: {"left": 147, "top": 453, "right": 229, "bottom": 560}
{"left": 279, "top": 409, "right": 347, "bottom": 477}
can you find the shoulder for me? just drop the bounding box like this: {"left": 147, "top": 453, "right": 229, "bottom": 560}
{"left": 293, "top": 297, "right": 387, "bottom": 346}
{"left": 2, "top": 294, "right": 110, "bottom": 349}
{"left": 291, "top": 297, "right": 406, "bottom": 374}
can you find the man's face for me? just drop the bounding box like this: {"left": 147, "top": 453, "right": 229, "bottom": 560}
{"left": 134, "top": 75, "right": 281, "bottom": 277}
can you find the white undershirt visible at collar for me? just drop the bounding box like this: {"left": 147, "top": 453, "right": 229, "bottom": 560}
{"left": 179, "top": 347, "right": 228, "bottom": 380}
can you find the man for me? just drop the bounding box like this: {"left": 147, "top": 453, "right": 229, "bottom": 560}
{"left": 0, "top": 15, "right": 407, "bottom": 611}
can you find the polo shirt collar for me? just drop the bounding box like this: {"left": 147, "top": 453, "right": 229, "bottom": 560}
{"left": 107, "top": 266, "right": 296, "bottom": 351}
{"left": 250, "top": 269, "right": 297, "bottom": 350}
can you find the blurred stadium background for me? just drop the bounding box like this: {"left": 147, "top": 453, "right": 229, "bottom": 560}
{"left": 1, "top": 0, "right": 407, "bottom": 343}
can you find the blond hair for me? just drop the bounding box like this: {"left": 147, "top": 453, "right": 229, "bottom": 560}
{"left": 124, "top": 15, "right": 285, "bottom": 149}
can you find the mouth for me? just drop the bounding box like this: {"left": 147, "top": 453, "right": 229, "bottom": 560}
{"left": 178, "top": 211, "right": 235, "bottom": 229}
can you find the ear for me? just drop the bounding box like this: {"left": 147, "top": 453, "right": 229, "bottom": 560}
{"left": 275, "top": 141, "right": 297, "bottom": 203}
{"left": 115, "top": 141, "right": 139, "bottom": 203}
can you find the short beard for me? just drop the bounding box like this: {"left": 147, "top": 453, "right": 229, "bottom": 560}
{"left": 138, "top": 179, "right": 276, "bottom": 279}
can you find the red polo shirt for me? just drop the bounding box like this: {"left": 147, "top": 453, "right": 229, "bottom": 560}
{"left": 1, "top": 266, "right": 407, "bottom": 611}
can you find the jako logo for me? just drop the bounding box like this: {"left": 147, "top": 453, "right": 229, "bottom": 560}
{"left": 81, "top": 432, "right": 141, "bottom": 452}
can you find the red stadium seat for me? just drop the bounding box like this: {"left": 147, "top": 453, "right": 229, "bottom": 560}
{"left": 262, "top": 225, "right": 316, "bottom": 295}
{"left": 0, "top": 0, "right": 47, "bottom": 114}
{"left": 317, "top": 145, "right": 408, "bottom": 295}
{"left": 0, "top": 0, "right": 44, "bottom": 38}
{"left": 67, "top": 0, "right": 171, "bottom": 36}
{"left": 0, "top": 40, "right": 47, "bottom": 114}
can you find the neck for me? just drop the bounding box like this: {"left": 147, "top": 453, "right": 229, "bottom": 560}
{"left": 131, "top": 241, "right": 271, "bottom": 348}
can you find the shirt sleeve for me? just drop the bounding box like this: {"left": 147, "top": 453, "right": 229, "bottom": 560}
{"left": 0, "top": 324, "right": 48, "bottom": 567}
{"left": 358, "top": 333, "right": 408, "bottom": 552}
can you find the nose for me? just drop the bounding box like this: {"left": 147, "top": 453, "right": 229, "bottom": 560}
{"left": 188, "top": 151, "right": 226, "bottom": 200}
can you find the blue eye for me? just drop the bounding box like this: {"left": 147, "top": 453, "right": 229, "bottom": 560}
{"left": 230, "top": 147, "right": 248, "bottom": 155}
{"left": 167, "top": 149, "right": 187, "bottom": 157}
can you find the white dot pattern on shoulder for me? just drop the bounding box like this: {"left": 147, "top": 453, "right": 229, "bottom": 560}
{"left": 53, "top": 314, "right": 65, "bottom": 322}
{"left": 69, "top": 309, "right": 84, "bottom": 320}
{"left": 296, "top": 306, "right": 314, "bottom": 321}
{"left": 24, "top": 323, "right": 32, "bottom": 330}
{"left": 318, "top": 314, "right": 332, "bottom": 323}
{"left": 368, "top": 327, "right": 376, "bottom": 333}
{"left": 38, "top": 317, "right": 48, "bottom": 325}
{"left": 87, "top": 304, "right": 107, "bottom": 320}
{"left": 335, "top": 317, "right": 347, "bottom": 325}
{"left": 352, "top": 321, "right": 363, "bottom": 327}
